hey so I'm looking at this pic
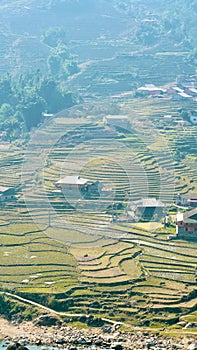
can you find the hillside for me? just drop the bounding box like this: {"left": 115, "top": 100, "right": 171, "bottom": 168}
{"left": 0, "top": 0, "right": 196, "bottom": 333}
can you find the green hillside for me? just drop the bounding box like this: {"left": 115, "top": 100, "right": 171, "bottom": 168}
{"left": 0, "top": 0, "right": 196, "bottom": 331}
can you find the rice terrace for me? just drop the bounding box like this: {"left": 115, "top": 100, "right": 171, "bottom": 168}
{"left": 0, "top": 0, "right": 197, "bottom": 341}
{"left": 0, "top": 96, "right": 196, "bottom": 331}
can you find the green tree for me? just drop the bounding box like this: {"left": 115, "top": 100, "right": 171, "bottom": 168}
{"left": 0, "top": 103, "right": 14, "bottom": 120}
{"left": 56, "top": 44, "right": 70, "bottom": 59}
{"left": 47, "top": 55, "right": 61, "bottom": 76}
{"left": 20, "top": 95, "right": 46, "bottom": 130}
{"left": 41, "top": 27, "right": 67, "bottom": 47}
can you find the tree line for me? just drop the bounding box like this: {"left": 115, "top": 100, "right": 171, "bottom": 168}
{"left": 0, "top": 26, "right": 80, "bottom": 142}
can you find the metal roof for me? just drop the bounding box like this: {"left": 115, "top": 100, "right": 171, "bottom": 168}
{"left": 137, "top": 84, "right": 164, "bottom": 92}
{"left": 56, "top": 176, "right": 91, "bottom": 186}
{"left": 105, "top": 115, "right": 128, "bottom": 120}
{"left": 183, "top": 193, "right": 197, "bottom": 200}
{"left": 0, "top": 186, "right": 10, "bottom": 193}
{"left": 177, "top": 92, "right": 192, "bottom": 98}
{"left": 132, "top": 198, "right": 165, "bottom": 208}
{"left": 183, "top": 208, "right": 197, "bottom": 224}
{"left": 188, "top": 88, "right": 197, "bottom": 94}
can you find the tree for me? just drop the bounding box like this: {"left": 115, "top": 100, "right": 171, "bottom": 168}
{"left": 20, "top": 95, "right": 46, "bottom": 130}
{"left": 47, "top": 55, "right": 61, "bottom": 76}
{"left": 41, "top": 27, "right": 67, "bottom": 47}
{"left": 56, "top": 44, "right": 70, "bottom": 59}
{"left": 0, "top": 77, "right": 12, "bottom": 105}
{"left": 0, "top": 103, "right": 14, "bottom": 121}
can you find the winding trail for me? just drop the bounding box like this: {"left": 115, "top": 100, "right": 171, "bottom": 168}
{"left": 2, "top": 291, "right": 124, "bottom": 326}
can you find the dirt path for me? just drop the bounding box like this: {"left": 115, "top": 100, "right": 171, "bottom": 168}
{"left": 4, "top": 292, "right": 123, "bottom": 326}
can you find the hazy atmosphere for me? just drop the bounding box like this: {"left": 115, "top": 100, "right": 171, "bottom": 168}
{"left": 0, "top": 1, "right": 196, "bottom": 349}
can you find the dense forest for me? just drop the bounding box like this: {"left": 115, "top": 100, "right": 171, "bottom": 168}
{"left": 0, "top": 0, "right": 197, "bottom": 139}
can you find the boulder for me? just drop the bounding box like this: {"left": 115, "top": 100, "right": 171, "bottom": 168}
{"left": 111, "top": 342, "right": 123, "bottom": 350}
{"left": 177, "top": 321, "right": 187, "bottom": 327}
{"left": 188, "top": 343, "right": 197, "bottom": 350}
{"left": 6, "top": 344, "right": 17, "bottom": 350}
{"left": 33, "top": 314, "right": 62, "bottom": 327}
{"left": 6, "top": 343, "right": 29, "bottom": 350}
{"left": 184, "top": 322, "right": 197, "bottom": 329}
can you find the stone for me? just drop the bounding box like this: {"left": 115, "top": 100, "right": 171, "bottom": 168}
{"left": 172, "top": 343, "right": 184, "bottom": 349}
{"left": 177, "top": 321, "right": 187, "bottom": 327}
{"left": 6, "top": 344, "right": 17, "bottom": 350}
{"left": 188, "top": 343, "right": 197, "bottom": 350}
{"left": 185, "top": 323, "right": 196, "bottom": 329}
{"left": 33, "top": 314, "right": 62, "bottom": 327}
{"left": 111, "top": 342, "right": 123, "bottom": 350}
{"left": 94, "top": 339, "right": 103, "bottom": 346}
{"left": 56, "top": 338, "right": 65, "bottom": 344}
{"left": 6, "top": 343, "right": 29, "bottom": 350}
{"left": 102, "top": 325, "right": 112, "bottom": 333}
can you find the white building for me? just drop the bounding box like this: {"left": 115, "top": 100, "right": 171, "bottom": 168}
{"left": 55, "top": 176, "right": 102, "bottom": 197}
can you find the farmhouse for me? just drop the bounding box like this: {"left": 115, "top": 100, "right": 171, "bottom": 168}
{"left": 131, "top": 198, "right": 165, "bottom": 221}
{"left": 176, "top": 208, "right": 197, "bottom": 239}
{"left": 0, "top": 186, "right": 15, "bottom": 201}
{"left": 103, "top": 115, "right": 130, "bottom": 130}
{"left": 176, "top": 193, "right": 197, "bottom": 208}
{"left": 55, "top": 176, "right": 102, "bottom": 197}
{"left": 137, "top": 84, "right": 164, "bottom": 96}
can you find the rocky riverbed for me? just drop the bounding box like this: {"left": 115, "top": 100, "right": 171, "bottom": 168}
{"left": 0, "top": 317, "right": 197, "bottom": 350}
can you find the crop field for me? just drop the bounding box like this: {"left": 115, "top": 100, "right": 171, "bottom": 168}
{"left": 68, "top": 52, "right": 195, "bottom": 98}
{"left": 0, "top": 39, "right": 197, "bottom": 328}
{"left": 0, "top": 93, "right": 196, "bottom": 328}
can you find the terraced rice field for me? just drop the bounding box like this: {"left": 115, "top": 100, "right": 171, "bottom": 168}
{"left": 68, "top": 53, "right": 195, "bottom": 98}
{"left": 0, "top": 95, "right": 196, "bottom": 326}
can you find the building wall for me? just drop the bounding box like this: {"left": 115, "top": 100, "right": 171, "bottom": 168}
{"left": 0, "top": 194, "right": 14, "bottom": 201}
{"left": 0, "top": 189, "right": 15, "bottom": 201}
{"left": 59, "top": 182, "right": 102, "bottom": 198}
{"left": 177, "top": 225, "right": 197, "bottom": 239}
{"left": 188, "top": 200, "right": 197, "bottom": 208}
{"left": 190, "top": 116, "right": 197, "bottom": 124}
{"left": 60, "top": 184, "right": 84, "bottom": 197}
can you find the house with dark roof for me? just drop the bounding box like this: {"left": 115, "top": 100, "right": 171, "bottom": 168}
{"left": 176, "top": 208, "right": 197, "bottom": 239}
{"left": 0, "top": 186, "right": 15, "bottom": 201}
{"left": 131, "top": 198, "right": 165, "bottom": 221}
